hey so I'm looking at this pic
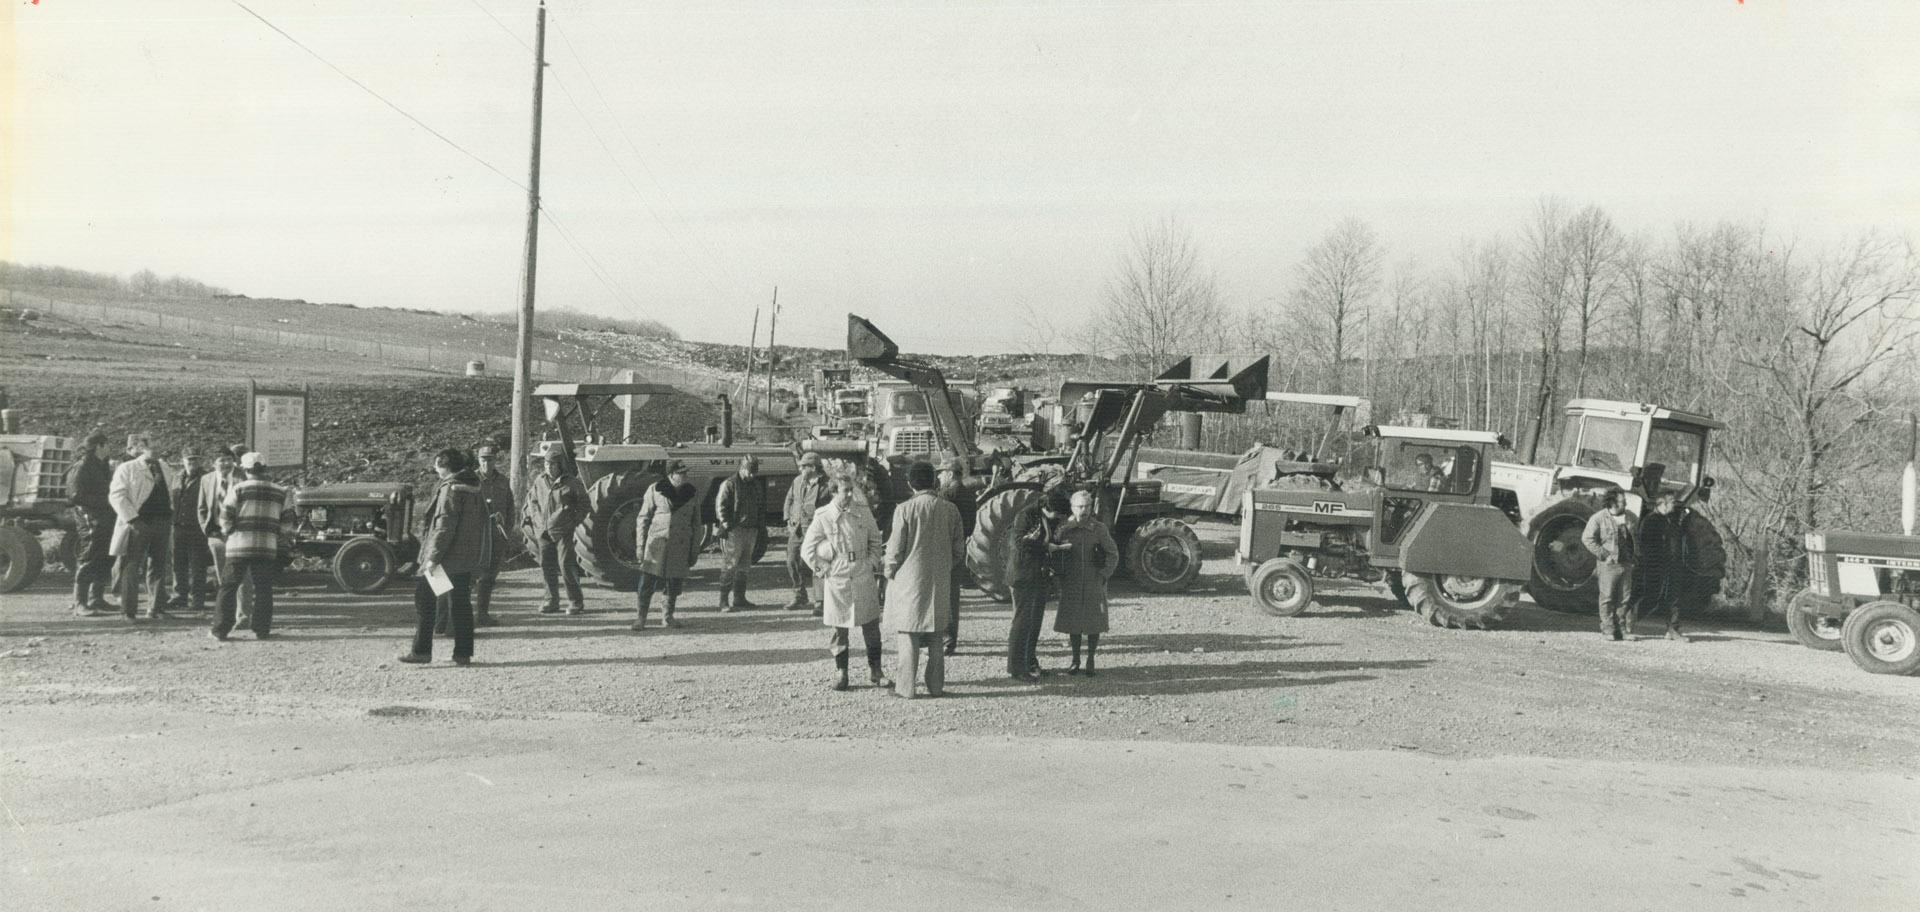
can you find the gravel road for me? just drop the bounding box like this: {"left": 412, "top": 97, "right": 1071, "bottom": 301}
{"left": 7, "top": 522, "right": 1916, "bottom": 771}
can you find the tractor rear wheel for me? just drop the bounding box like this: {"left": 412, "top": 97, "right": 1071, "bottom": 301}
{"left": 331, "top": 537, "right": 396, "bottom": 594}
{"left": 1784, "top": 587, "right": 1845, "bottom": 652}
{"left": 576, "top": 471, "right": 655, "bottom": 591}
{"left": 1248, "top": 557, "right": 1313, "bottom": 617}
{"left": 0, "top": 526, "right": 44, "bottom": 593}
{"left": 1524, "top": 498, "right": 1606, "bottom": 613}
{"left": 1403, "top": 572, "right": 1518, "bottom": 630}
{"left": 1840, "top": 600, "right": 1920, "bottom": 676}
{"left": 1124, "top": 517, "right": 1202, "bottom": 592}
{"left": 967, "top": 484, "right": 1043, "bottom": 601}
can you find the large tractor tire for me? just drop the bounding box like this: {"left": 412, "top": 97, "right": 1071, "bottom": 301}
{"left": 1123, "top": 517, "right": 1203, "bottom": 592}
{"left": 1840, "top": 600, "right": 1920, "bottom": 676}
{"left": 575, "top": 471, "right": 656, "bottom": 591}
{"left": 967, "top": 484, "right": 1043, "bottom": 602}
{"left": 1247, "top": 557, "right": 1313, "bottom": 617}
{"left": 1524, "top": 497, "right": 1607, "bottom": 613}
{"left": 0, "top": 525, "right": 44, "bottom": 593}
{"left": 1403, "top": 572, "right": 1520, "bottom": 630}
{"left": 1784, "top": 587, "right": 1845, "bottom": 652}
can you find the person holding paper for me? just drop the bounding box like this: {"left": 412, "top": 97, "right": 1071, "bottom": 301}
{"left": 398, "top": 449, "right": 493, "bottom": 666}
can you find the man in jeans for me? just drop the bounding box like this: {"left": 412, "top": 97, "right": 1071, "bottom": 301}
{"left": 1580, "top": 490, "right": 1637, "bottom": 641}
{"left": 107, "top": 434, "right": 177, "bottom": 620}
{"left": 212, "top": 452, "right": 293, "bottom": 640}
{"left": 524, "top": 448, "right": 587, "bottom": 614}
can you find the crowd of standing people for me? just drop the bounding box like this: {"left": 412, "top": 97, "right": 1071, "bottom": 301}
{"left": 60, "top": 434, "right": 1129, "bottom": 697}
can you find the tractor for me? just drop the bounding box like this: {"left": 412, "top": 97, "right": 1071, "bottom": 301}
{"left": 287, "top": 482, "right": 420, "bottom": 593}
{"left": 1239, "top": 425, "right": 1532, "bottom": 628}
{"left": 1491, "top": 399, "right": 1726, "bottom": 614}
{"left": 533, "top": 382, "right": 797, "bottom": 591}
{"left": 834, "top": 315, "right": 1001, "bottom": 517}
{"left": 1782, "top": 424, "right": 1919, "bottom": 674}
{"left": 0, "top": 433, "right": 80, "bottom": 593}
{"left": 968, "top": 356, "right": 1270, "bottom": 598}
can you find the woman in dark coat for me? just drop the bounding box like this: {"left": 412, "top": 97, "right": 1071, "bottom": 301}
{"left": 633, "top": 461, "right": 701, "bottom": 630}
{"left": 1051, "top": 488, "right": 1120, "bottom": 676}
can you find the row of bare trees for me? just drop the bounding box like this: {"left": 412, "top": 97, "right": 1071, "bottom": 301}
{"left": 1081, "top": 209, "right": 1919, "bottom": 610}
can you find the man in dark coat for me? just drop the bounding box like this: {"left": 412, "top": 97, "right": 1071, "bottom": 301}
{"left": 1635, "top": 491, "right": 1683, "bottom": 638}
{"left": 937, "top": 458, "right": 979, "bottom": 655}
{"left": 66, "top": 431, "right": 117, "bottom": 616}
{"left": 445, "top": 444, "right": 513, "bottom": 629}
{"left": 714, "top": 455, "right": 768, "bottom": 610}
{"left": 166, "top": 449, "right": 210, "bottom": 613}
{"left": 1005, "top": 487, "right": 1068, "bottom": 682}
{"left": 1669, "top": 502, "right": 1726, "bottom": 642}
{"left": 399, "top": 449, "right": 492, "bottom": 665}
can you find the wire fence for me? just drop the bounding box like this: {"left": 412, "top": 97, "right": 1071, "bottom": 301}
{"left": 1, "top": 288, "right": 756, "bottom": 408}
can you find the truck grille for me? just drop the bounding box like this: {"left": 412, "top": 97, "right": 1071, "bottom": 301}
{"left": 890, "top": 428, "right": 936, "bottom": 456}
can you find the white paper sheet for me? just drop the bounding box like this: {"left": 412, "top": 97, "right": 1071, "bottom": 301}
{"left": 425, "top": 564, "right": 453, "bottom": 596}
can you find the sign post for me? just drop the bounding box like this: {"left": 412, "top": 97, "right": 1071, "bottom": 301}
{"left": 246, "top": 381, "right": 310, "bottom": 472}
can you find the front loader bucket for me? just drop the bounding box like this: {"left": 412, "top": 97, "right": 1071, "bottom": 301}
{"left": 847, "top": 314, "right": 900, "bottom": 364}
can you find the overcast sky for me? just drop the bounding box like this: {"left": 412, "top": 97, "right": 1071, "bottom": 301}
{"left": 10, "top": 0, "right": 1919, "bottom": 353}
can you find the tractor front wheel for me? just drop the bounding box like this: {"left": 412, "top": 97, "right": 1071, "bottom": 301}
{"left": 1784, "top": 587, "right": 1845, "bottom": 652}
{"left": 331, "top": 537, "right": 396, "bottom": 594}
{"left": 1404, "top": 572, "right": 1519, "bottom": 630}
{"left": 1123, "top": 518, "right": 1202, "bottom": 592}
{"left": 1525, "top": 498, "right": 1606, "bottom": 613}
{"left": 1840, "top": 601, "right": 1920, "bottom": 676}
{"left": 576, "top": 471, "right": 654, "bottom": 591}
{"left": 1248, "top": 558, "right": 1314, "bottom": 617}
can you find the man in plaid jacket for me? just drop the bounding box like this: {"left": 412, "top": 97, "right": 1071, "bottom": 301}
{"left": 212, "top": 453, "right": 294, "bottom": 640}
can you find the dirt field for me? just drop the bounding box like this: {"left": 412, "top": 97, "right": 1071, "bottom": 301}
{"left": 4, "top": 522, "right": 1916, "bottom": 909}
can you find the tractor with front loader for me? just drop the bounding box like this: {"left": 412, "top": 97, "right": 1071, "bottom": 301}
{"left": 969, "top": 356, "right": 1271, "bottom": 598}
{"left": 533, "top": 382, "right": 797, "bottom": 591}
{"left": 1238, "top": 425, "right": 1532, "bottom": 628}
{"left": 1490, "top": 399, "right": 1727, "bottom": 614}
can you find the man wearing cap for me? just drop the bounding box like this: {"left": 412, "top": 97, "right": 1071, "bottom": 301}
{"left": 214, "top": 452, "right": 294, "bottom": 640}
{"left": 469, "top": 444, "right": 514, "bottom": 626}
{"left": 936, "top": 458, "right": 980, "bottom": 655}
{"left": 65, "top": 431, "right": 118, "bottom": 616}
{"left": 782, "top": 451, "right": 831, "bottom": 612}
{"left": 442, "top": 444, "right": 512, "bottom": 630}
{"left": 165, "top": 449, "right": 211, "bottom": 613}
{"left": 524, "top": 448, "right": 588, "bottom": 614}
{"left": 107, "top": 433, "right": 178, "bottom": 620}
{"left": 714, "top": 454, "right": 768, "bottom": 610}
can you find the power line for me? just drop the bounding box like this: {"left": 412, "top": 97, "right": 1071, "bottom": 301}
{"left": 551, "top": 19, "right": 742, "bottom": 294}
{"left": 465, "top": 0, "right": 532, "bottom": 53}
{"left": 231, "top": 1, "right": 527, "bottom": 193}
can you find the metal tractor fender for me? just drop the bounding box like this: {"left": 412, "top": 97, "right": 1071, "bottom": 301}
{"left": 1398, "top": 501, "right": 1533, "bottom": 583}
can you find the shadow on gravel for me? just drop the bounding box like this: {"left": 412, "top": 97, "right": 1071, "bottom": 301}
{"left": 644, "top": 647, "right": 822, "bottom": 667}
{"left": 944, "top": 658, "right": 1434, "bottom": 698}
{"left": 1092, "top": 632, "right": 1331, "bottom": 655}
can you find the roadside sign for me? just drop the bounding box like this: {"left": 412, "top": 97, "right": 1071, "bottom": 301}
{"left": 247, "top": 381, "right": 309, "bottom": 471}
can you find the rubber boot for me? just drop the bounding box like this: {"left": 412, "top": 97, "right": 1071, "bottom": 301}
{"left": 719, "top": 582, "right": 734, "bottom": 612}
{"left": 832, "top": 651, "right": 851, "bottom": 691}
{"left": 663, "top": 592, "right": 678, "bottom": 628}
{"left": 732, "top": 579, "right": 754, "bottom": 609}
{"left": 474, "top": 581, "right": 498, "bottom": 627}
{"left": 632, "top": 591, "right": 652, "bottom": 632}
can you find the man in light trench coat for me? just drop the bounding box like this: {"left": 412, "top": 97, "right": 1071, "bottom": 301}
{"left": 881, "top": 461, "right": 964, "bottom": 698}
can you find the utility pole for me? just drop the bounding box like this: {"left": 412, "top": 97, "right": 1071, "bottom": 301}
{"left": 764, "top": 287, "right": 779, "bottom": 432}
{"left": 741, "top": 307, "right": 761, "bottom": 432}
{"left": 508, "top": 2, "right": 548, "bottom": 503}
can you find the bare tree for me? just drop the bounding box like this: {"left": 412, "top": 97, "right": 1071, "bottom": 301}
{"left": 1562, "top": 205, "right": 1623, "bottom": 396}
{"left": 1290, "top": 218, "right": 1382, "bottom": 394}
{"left": 1015, "top": 296, "right": 1062, "bottom": 358}
{"left": 1520, "top": 199, "right": 1572, "bottom": 459}
{"left": 1098, "top": 217, "right": 1222, "bottom": 376}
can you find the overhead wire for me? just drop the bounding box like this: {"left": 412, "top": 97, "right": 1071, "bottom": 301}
{"left": 231, "top": 1, "right": 528, "bottom": 194}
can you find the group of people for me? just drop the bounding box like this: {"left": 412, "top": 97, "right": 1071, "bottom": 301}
{"left": 65, "top": 432, "right": 292, "bottom": 640}
{"left": 1581, "top": 488, "right": 1727, "bottom": 642}
{"left": 65, "top": 432, "right": 1129, "bottom": 697}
